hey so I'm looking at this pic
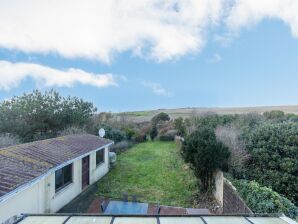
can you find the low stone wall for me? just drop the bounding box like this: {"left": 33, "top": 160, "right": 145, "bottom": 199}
{"left": 223, "top": 179, "right": 252, "bottom": 214}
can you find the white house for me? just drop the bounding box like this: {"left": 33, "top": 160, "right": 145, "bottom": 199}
{"left": 0, "top": 134, "right": 113, "bottom": 223}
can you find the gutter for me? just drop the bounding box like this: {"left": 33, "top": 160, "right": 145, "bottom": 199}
{"left": 0, "top": 142, "right": 114, "bottom": 204}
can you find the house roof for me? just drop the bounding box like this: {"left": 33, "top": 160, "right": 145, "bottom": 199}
{"left": 0, "top": 134, "right": 113, "bottom": 199}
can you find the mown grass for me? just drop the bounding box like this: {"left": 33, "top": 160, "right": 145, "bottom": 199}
{"left": 97, "top": 141, "right": 198, "bottom": 207}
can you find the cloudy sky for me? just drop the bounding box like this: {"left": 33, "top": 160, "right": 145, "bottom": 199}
{"left": 0, "top": 0, "right": 298, "bottom": 112}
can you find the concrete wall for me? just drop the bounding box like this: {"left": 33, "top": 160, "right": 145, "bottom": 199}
{"left": 0, "top": 146, "right": 110, "bottom": 224}
{"left": 213, "top": 170, "right": 223, "bottom": 207}
{"left": 223, "top": 179, "right": 252, "bottom": 214}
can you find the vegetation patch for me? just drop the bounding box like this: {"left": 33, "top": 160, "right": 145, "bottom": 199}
{"left": 231, "top": 178, "right": 298, "bottom": 220}
{"left": 97, "top": 141, "right": 198, "bottom": 207}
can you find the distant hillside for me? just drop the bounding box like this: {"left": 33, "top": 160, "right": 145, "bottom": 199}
{"left": 116, "top": 105, "right": 298, "bottom": 123}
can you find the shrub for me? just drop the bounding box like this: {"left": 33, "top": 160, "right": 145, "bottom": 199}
{"left": 244, "top": 122, "right": 298, "bottom": 203}
{"left": 159, "top": 130, "right": 177, "bottom": 141}
{"left": 123, "top": 127, "right": 136, "bottom": 140}
{"left": 215, "top": 125, "right": 250, "bottom": 178}
{"left": 100, "top": 124, "right": 126, "bottom": 143}
{"left": 150, "top": 125, "right": 158, "bottom": 140}
{"left": 110, "top": 140, "right": 133, "bottom": 154}
{"left": 0, "top": 133, "right": 21, "bottom": 148}
{"left": 58, "top": 126, "right": 87, "bottom": 136}
{"left": 231, "top": 179, "right": 298, "bottom": 220}
{"left": 133, "top": 133, "right": 147, "bottom": 143}
{"left": 182, "top": 126, "right": 230, "bottom": 191}
{"left": 151, "top": 112, "right": 170, "bottom": 125}
{"left": 174, "top": 117, "right": 186, "bottom": 137}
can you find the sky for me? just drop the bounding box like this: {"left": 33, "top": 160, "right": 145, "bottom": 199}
{"left": 0, "top": 0, "right": 298, "bottom": 112}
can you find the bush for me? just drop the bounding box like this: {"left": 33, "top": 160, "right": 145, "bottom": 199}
{"left": 215, "top": 125, "right": 250, "bottom": 178}
{"left": 232, "top": 179, "right": 298, "bottom": 220}
{"left": 150, "top": 125, "right": 158, "bottom": 140}
{"left": 159, "top": 129, "right": 177, "bottom": 141}
{"left": 0, "top": 133, "right": 21, "bottom": 148}
{"left": 133, "top": 133, "right": 147, "bottom": 143}
{"left": 58, "top": 126, "right": 87, "bottom": 136}
{"left": 110, "top": 140, "right": 133, "bottom": 154}
{"left": 100, "top": 124, "right": 126, "bottom": 143}
{"left": 182, "top": 126, "right": 230, "bottom": 191}
{"left": 123, "top": 127, "right": 136, "bottom": 140}
{"left": 174, "top": 117, "right": 186, "bottom": 137}
{"left": 244, "top": 122, "right": 298, "bottom": 203}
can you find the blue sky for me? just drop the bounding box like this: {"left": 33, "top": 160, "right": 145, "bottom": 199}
{"left": 0, "top": 1, "right": 298, "bottom": 112}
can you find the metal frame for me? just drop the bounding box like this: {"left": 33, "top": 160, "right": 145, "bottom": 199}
{"left": 15, "top": 213, "right": 289, "bottom": 224}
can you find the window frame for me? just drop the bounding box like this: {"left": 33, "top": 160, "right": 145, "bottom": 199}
{"left": 55, "top": 163, "right": 73, "bottom": 193}
{"left": 96, "top": 148, "right": 105, "bottom": 167}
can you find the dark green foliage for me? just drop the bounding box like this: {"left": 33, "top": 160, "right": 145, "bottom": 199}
{"left": 150, "top": 125, "right": 158, "bottom": 140}
{"left": 232, "top": 179, "right": 298, "bottom": 220}
{"left": 0, "top": 89, "right": 96, "bottom": 142}
{"left": 151, "top": 112, "right": 170, "bottom": 125}
{"left": 182, "top": 126, "right": 230, "bottom": 191}
{"left": 100, "top": 124, "right": 126, "bottom": 143}
{"left": 123, "top": 127, "right": 136, "bottom": 140}
{"left": 196, "top": 114, "right": 235, "bottom": 129}
{"left": 263, "top": 110, "right": 286, "bottom": 122}
{"left": 174, "top": 117, "right": 186, "bottom": 136}
{"left": 243, "top": 122, "right": 298, "bottom": 204}
{"left": 133, "top": 133, "right": 147, "bottom": 143}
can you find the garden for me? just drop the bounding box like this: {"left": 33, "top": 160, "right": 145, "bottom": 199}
{"left": 97, "top": 141, "right": 199, "bottom": 208}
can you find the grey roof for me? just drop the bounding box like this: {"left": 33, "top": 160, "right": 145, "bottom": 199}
{"left": 0, "top": 134, "right": 113, "bottom": 198}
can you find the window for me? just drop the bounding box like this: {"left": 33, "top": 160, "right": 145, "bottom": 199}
{"left": 96, "top": 149, "right": 105, "bottom": 166}
{"left": 55, "top": 163, "right": 73, "bottom": 192}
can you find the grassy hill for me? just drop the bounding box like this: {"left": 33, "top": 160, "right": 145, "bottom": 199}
{"left": 116, "top": 105, "right": 298, "bottom": 123}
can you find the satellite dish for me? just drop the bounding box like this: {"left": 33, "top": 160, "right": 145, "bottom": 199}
{"left": 98, "top": 128, "right": 105, "bottom": 138}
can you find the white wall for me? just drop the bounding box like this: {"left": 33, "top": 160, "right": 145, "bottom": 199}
{"left": 0, "top": 146, "right": 110, "bottom": 224}
{"left": 90, "top": 146, "right": 109, "bottom": 184}
{"left": 213, "top": 170, "right": 224, "bottom": 207}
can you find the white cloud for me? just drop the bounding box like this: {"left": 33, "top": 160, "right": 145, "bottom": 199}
{"left": 0, "top": 1, "right": 298, "bottom": 63}
{"left": 226, "top": 0, "right": 298, "bottom": 37}
{"left": 206, "top": 53, "right": 222, "bottom": 63}
{"left": 142, "top": 81, "right": 171, "bottom": 97}
{"left": 0, "top": 60, "right": 117, "bottom": 90}
{"left": 0, "top": 0, "right": 225, "bottom": 63}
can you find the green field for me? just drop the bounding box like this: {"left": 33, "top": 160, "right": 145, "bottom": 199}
{"left": 97, "top": 141, "right": 198, "bottom": 207}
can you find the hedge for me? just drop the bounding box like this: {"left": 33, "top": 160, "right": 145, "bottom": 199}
{"left": 231, "top": 179, "right": 298, "bottom": 220}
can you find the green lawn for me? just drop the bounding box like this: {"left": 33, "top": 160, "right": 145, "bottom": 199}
{"left": 97, "top": 141, "right": 198, "bottom": 207}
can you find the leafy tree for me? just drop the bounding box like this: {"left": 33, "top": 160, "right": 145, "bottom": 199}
{"left": 150, "top": 125, "right": 158, "bottom": 140}
{"left": 174, "top": 117, "right": 186, "bottom": 137}
{"left": 182, "top": 126, "right": 230, "bottom": 191}
{"left": 0, "top": 89, "right": 96, "bottom": 142}
{"left": 151, "top": 112, "right": 170, "bottom": 125}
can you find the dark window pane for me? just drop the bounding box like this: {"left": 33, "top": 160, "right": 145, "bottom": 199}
{"left": 96, "top": 149, "right": 104, "bottom": 165}
{"left": 63, "top": 164, "right": 72, "bottom": 184}
{"left": 55, "top": 169, "right": 63, "bottom": 190}
{"left": 55, "top": 163, "right": 73, "bottom": 192}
